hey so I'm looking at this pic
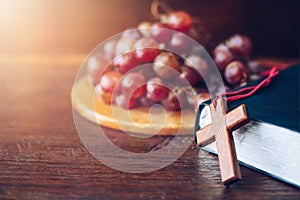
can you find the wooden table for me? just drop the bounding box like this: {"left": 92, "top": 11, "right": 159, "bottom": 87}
{"left": 0, "top": 54, "right": 299, "bottom": 199}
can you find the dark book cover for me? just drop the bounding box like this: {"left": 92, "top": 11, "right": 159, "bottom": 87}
{"left": 195, "top": 64, "right": 300, "bottom": 134}
{"left": 227, "top": 64, "right": 300, "bottom": 133}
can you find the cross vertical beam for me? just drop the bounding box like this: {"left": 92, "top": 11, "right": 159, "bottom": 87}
{"left": 209, "top": 97, "right": 241, "bottom": 184}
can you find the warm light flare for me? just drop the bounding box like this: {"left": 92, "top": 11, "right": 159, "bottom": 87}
{"left": 0, "top": 0, "right": 45, "bottom": 53}
{"left": 0, "top": 0, "right": 139, "bottom": 54}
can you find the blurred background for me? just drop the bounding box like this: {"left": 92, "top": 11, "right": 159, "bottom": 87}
{"left": 0, "top": 0, "right": 299, "bottom": 57}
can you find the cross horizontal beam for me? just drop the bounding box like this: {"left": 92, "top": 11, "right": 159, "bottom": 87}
{"left": 196, "top": 104, "right": 249, "bottom": 147}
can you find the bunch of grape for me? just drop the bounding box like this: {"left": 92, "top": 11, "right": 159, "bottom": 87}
{"left": 87, "top": 10, "right": 211, "bottom": 111}
{"left": 213, "top": 34, "right": 253, "bottom": 87}
{"left": 87, "top": 8, "right": 258, "bottom": 112}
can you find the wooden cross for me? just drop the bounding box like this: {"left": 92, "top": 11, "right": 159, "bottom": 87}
{"left": 195, "top": 97, "right": 249, "bottom": 184}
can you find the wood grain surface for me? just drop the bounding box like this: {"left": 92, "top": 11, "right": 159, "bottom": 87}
{"left": 0, "top": 55, "right": 299, "bottom": 199}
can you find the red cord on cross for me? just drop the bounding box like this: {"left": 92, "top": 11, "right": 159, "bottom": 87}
{"left": 212, "top": 67, "right": 279, "bottom": 107}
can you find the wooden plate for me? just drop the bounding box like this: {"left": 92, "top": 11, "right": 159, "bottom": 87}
{"left": 72, "top": 75, "right": 196, "bottom": 135}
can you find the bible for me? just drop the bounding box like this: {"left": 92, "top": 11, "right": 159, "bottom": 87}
{"left": 194, "top": 64, "right": 300, "bottom": 187}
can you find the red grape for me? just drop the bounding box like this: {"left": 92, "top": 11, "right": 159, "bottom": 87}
{"left": 224, "top": 61, "right": 247, "bottom": 86}
{"left": 150, "top": 22, "right": 172, "bottom": 43}
{"left": 153, "top": 52, "right": 180, "bottom": 79}
{"left": 226, "top": 34, "right": 252, "bottom": 57}
{"left": 169, "top": 32, "right": 190, "bottom": 53}
{"left": 95, "top": 84, "right": 113, "bottom": 104}
{"left": 248, "top": 60, "right": 266, "bottom": 73}
{"left": 121, "top": 72, "right": 146, "bottom": 99}
{"left": 166, "top": 11, "right": 193, "bottom": 32}
{"left": 134, "top": 37, "right": 159, "bottom": 63}
{"left": 87, "top": 55, "right": 110, "bottom": 85}
{"left": 146, "top": 77, "right": 169, "bottom": 102}
{"left": 115, "top": 94, "right": 138, "bottom": 109}
{"left": 138, "top": 21, "right": 152, "bottom": 37}
{"left": 132, "top": 64, "right": 156, "bottom": 80}
{"left": 179, "top": 65, "right": 202, "bottom": 86}
{"left": 121, "top": 28, "right": 142, "bottom": 40}
{"left": 114, "top": 53, "right": 139, "bottom": 74}
{"left": 161, "top": 88, "right": 187, "bottom": 111}
{"left": 99, "top": 71, "right": 122, "bottom": 94}
{"left": 115, "top": 38, "right": 136, "bottom": 56}
{"left": 103, "top": 39, "right": 117, "bottom": 59}
{"left": 213, "top": 44, "right": 235, "bottom": 71}
{"left": 139, "top": 95, "right": 156, "bottom": 107}
{"left": 185, "top": 55, "right": 209, "bottom": 81}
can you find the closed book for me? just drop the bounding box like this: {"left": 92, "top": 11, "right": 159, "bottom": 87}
{"left": 194, "top": 64, "right": 300, "bottom": 187}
